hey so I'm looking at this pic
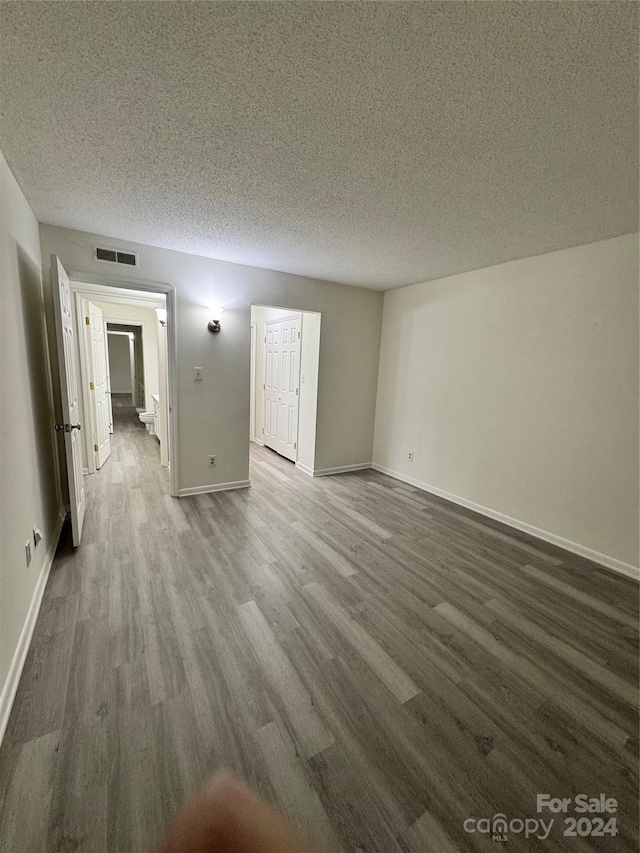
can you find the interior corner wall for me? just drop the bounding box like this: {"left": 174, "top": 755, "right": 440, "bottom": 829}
{"left": 0, "top": 151, "right": 63, "bottom": 737}
{"left": 39, "top": 224, "right": 384, "bottom": 493}
{"left": 373, "top": 233, "right": 640, "bottom": 573}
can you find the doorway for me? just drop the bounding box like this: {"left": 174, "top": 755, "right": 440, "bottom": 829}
{"left": 51, "top": 258, "right": 178, "bottom": 546}
{"left": 71, "top": 281, "right": 175, "bottom": 505}
{"left": 74, "top": 286, "right": 170, "bottom": 476}
{"left": 250, "top": 304, "right": 321, "bottom": 476}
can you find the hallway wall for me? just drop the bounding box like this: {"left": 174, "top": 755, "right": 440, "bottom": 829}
{"left": 39, "top": 224, "right": 384, "bottom": 494}
{"left": 0, "top": 152, "right": 64, "bottom": 740}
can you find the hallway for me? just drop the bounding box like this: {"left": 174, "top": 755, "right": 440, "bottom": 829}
{"left": 0, "top": 418, "right": 637, "bottom": 851}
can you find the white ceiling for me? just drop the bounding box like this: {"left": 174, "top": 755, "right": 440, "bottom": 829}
{"left": 0, "top": 2, "right": 637, "bottom": 290}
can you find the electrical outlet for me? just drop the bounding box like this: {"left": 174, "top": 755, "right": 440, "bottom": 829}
{"left": 408, "top": 451, "right": 414, "bottom": 462}
{"left": 209, "top": 455, "right": 216, "bottom": 467}
{"left": 25, "top": 540, "right": 32, "bottom": 567}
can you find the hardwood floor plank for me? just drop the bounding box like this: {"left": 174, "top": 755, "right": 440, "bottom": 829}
{"left": 0, "top": 408, "right": 637, "bottom": 852}
{"left": 238, "top": 599, "right": 335, "bottom": 758}
{"left": 0, "top": 732, "right": 59, "bottom": 853}
{"left": 257, "top": 720, "right": 344, "bottom": 853}
{"left": 303, "top": 582, "right": 420, "bottom": 704}
{"left": 400, "top": 810, "right": 460, "bottom": 853}
{"left": 434, "top": 601, "right": 631, "bottom": 750}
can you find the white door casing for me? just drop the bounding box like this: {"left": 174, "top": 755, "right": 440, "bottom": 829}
{"left": 88, "top": 301, "right": 111, "bottom": 468}
{"left": 157, "top": 315, "right": 169, "bottom": 466}
{"left": 264, "top": 317, "right": 301, "bottom": 462}
{"left": 51, "top": 256, "right": 86, "bottom": 546}
{"left": 104, "top": 323, "right": 114, "bottom": 435}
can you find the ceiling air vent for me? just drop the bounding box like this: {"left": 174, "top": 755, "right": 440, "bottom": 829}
{"left": 94, "top": 246, "right": 139, "bottom": 268}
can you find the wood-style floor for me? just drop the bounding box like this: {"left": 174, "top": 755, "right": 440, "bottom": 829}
{"left": 0, "top": 401, "right": 638, "bottom": 852}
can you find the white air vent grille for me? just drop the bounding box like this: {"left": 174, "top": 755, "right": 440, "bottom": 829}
{"left": 94, "top": 246, "right": 139, "bottom": 267}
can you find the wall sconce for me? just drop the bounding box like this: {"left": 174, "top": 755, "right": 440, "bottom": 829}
{"left": 208, "top": 303, "right": 224, "bottom": 333}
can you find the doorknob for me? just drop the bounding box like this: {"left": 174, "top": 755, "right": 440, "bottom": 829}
{"left": 55, "top": 423, "right": 82, "bottom": 432}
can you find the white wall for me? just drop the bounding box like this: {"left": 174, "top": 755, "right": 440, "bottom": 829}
{"left": 107, "top": 333, "right": 133, "bottom": 393}
{"left": 298, "top": 311, "right": 321, "bottom": 473}
{"left": 0, "top": 152, "right": 63, "bottom": 739}
{"left": 39, "top": 225, "right": 383, "bottom": 493}
{"left": 374, "top": 234, "right": 639, "bottom": 574}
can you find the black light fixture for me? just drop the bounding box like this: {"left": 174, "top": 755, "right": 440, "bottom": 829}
{"left": 208, "top": 303, "right": 224, "bottom": 333}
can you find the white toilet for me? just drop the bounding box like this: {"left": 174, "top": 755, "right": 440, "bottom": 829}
{"left": 139, "top": 411, "right": 155, "bottom": 435}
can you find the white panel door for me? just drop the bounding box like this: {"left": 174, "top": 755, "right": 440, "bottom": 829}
{"left": 51, "top": 256, "right": 86, "bottom": 546}
{"left": 264, "top": 316, "right": 301, "bottom": 462}
{"left": 88, "top": 301, "right": 111, "bottom": 468}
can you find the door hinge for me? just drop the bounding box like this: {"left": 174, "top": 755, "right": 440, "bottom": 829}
{"left": 295, "top": 388, "right": 298, "bottom": 396}
{"left": 89, "top": 381, "right": 95, "bottom": 390}
{"left": 294, "top": 442, "right": 297, "bottom": 449}
{"left": 85, "top": 316, "right": 90, "bottom": 325}
{"left": 298, "top": 331, "right": 301, "bottom": 339}
{"left": 262, "top": 427, "right": 264, "bottom": 434}
{"left": 263, "top": 383, "right": 265, "bottom": 390}
{"left": 94, "top": 444, "right": 99, "bottom": 452}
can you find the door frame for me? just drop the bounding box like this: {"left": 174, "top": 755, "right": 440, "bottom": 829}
{"left": 249, "top": 321, "right": 261, "bottom": 445}
{"left": 263, "top": 314, "right": 302, "bottom": 462}
{"left": 68, "top": 274, "right": 179, "bottom": 497}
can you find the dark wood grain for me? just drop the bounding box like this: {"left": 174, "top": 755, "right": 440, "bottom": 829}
{"left": 0, "top": 400, "right": 637, "bottom": 852}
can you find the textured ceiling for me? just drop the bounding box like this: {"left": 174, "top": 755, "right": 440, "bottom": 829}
{"left": 0, "top": 2, "right": 637, "bottom": 289}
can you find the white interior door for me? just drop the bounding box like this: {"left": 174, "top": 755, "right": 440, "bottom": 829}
{"left": 264, "top": 316, "right": 301, "bottom": 461}
{"left": 88, "top": 301, "right": 111, "bottom": 468}
{"left": 51, "top": 256, "right": 86, "bottom": 546}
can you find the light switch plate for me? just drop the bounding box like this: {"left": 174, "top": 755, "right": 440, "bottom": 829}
{"left": 193, "top": 367, "right": 203, "bottom": 381}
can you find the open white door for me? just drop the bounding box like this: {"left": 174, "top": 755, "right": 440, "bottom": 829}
{"left": 51, "top": 256, "right": 86, "bottom": 546}
{"left": 264, "top": 316, "right": 301, "bottom": 462}
{"left": 87, "top": 301, "right": 111, "bottom": 468}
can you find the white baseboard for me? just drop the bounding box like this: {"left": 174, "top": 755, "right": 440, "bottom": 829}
{"left": 296, "top": 462, "right": 372, "bottom": 478}
{"left": 250, "top": 438, "right": 264, "bottom": 447}
{"left": 178, "top": 480, "right": 251, "bottom": 497}
{"left": 371, "top": 464, "right": 639, "bottom": 582}
{"left": 0, "top": 510, "right": 66, "bottom": 746}
{"left": 295, "top": 461, "right": 314, "bottom": 476}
